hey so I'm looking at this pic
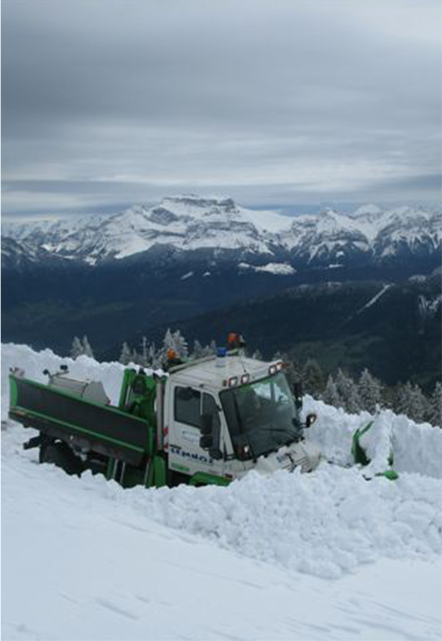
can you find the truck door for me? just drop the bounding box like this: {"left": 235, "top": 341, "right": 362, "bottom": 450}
{"left": 168, "top": 385, "right": 224, "bottom": 480}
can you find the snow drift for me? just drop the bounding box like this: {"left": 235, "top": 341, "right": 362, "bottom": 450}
{"left": 303, "top": 397, "right": 442, "bottom": 480}
{"left": 2, "top": 343, "right": 442, "bottom": 640}
{"left": 2, "top": 342, "right": 442, "bottom": 581}
{"left": 3, "top": 342, "right": 441, "bottom": 478}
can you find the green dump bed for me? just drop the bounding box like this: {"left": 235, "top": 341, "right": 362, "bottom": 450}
{"left": 9, "top": 375, "right": 150, "bottom": 466}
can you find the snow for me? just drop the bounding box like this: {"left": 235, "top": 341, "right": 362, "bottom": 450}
{"left": 303, "top": 396, "right": 442, "bottom": 479}
{"left": 354, "top": 284, "right": 392, "bottom": 315}
{"left": 238, "top": 205, "right": 293, "bottom": 233}
{"left": 4, "top": 197, "right": 440, "bottom": 266}
{"left": 254, "top": 263, "right": 296, "bottom": 275}
{"left": 238, "top": 262, "right": 296, "bottom": 275}
{"left": 2, "top": 343, "right": 442, "bottom": 640}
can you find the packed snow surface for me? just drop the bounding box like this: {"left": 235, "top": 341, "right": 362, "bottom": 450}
{"left": 2, "top": 343, "right": 442, "bottom": 640}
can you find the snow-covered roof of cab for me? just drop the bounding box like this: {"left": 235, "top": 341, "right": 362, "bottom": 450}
{"left": 169, "top": 354, "right": 280, "bottom": 390}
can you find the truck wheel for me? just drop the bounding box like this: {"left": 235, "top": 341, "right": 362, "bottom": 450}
{"left": 168, "top": 469, "right": 189, "bottom": 487}
{"left": 39, "top": 441, "right": 83, "bottom": 476}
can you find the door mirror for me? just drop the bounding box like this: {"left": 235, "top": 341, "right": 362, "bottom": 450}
{"left": 293, "top": 381, "right": 303, "bottom": 397}
{"left": 293, "top": 381, "right": 303, "bottom": 409}
{"left": 200, "top": 433, "right": 214, "bottom": 449}
{"left": 209, "top": 447, "right": 223, "bottom": 460}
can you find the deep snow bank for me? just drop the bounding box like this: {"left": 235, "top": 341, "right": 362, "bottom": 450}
{"left": 83, "top": 463, "right": 442, "bottom": 579}
{"left": 303, "top": 397, "right": 442, "bottom": 479}
{"left": 2, "top": 343, "right": 442, "bottom": 581}
{"left": 2, "top": 343, "right": 128, "bottom": 416}
{"left": 3, "top": 342, "right": 441, "bottom": 478}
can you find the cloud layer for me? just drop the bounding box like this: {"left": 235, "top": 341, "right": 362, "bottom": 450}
{"left": 2, "top": 0, "right": 441, "bottom": 217}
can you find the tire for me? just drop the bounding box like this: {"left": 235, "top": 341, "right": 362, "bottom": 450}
{"left": 167, "top": 469, "right": 189, "bottom": 487}
{"left": 39, "top": 441, "right": 84, "bottom": 476}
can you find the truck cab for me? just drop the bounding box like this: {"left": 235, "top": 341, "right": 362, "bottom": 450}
{"left": 164, "top": 353, "right": 321, "bottom": 485}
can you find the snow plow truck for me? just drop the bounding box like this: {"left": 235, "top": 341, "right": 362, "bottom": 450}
{"left": 9, "top": 345, "right": 321, "bottom": 488}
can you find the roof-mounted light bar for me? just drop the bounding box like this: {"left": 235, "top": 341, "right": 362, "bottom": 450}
{"left": 269, "top": 361, "right": 284, "bottom": 375}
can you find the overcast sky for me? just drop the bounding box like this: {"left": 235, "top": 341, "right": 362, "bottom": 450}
{"left": 2, "top": 0, "right": 441, "bottom": 219}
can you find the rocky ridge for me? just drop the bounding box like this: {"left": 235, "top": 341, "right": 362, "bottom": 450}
{"left": 2, "top": 196, "right": 441, "bottom": 269}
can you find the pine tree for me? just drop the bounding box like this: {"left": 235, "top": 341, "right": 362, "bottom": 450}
{"left": 163, "top": 328, "right": 175, "bottom": 350}
{"left": 335, "top": 369, "right": 361, "bottom": 414}
{"left": 172, "top": 330, "right": 188, "bottom": 360}
{"left": 282, "top": 358, "right": 300, "bottom": 388}
{"left": 155, "top": 328, "right": 188, "bottom": 368}
{"left": 302, "top": 359, "right": 325, "bottom": 399}
{"left": 201, "top": 343, "right": 216, "bottom": 357}
{"left": 70, "top": 336, "right": 84, "bottom": 360}
{"left": 408, "top": 384, "right": 428, "bottom": 423}
{"left": 147, "top": 342, "right": 156, "bottom": 366}
{"left": 427, "top": 382, "right": 442, "bottom": 427}
{"left": 155, "top": 329, "right": 173, "bottom": 367}
{"left": 382, "top": 385, "right": 397, "bottom": 411}
{"left": 119, "top": 342, "right": 132, "bottom": 365}
{"left": 192, "top": 339, "right": 204, "bottom": 360}
{"left": 140, "top": 336, "right": 149, "bottom": 367}
{"left": 358, "top": 368, "right": 382, "bottom": 413}
{"left": 395, "top": 382, "right": 428, "bottom": 423}
{"left": 395, "top": 382, "right": 412, "bottom": 416}
{"left": 322, "top": 374, "right": 341, "bottom": 407}
{"left": 82, "top": 335, "right": 94, "bottom": 358}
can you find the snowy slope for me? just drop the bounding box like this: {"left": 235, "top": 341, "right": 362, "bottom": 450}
{"left": 2, "top": 197, "right": 285, "bottom": 265}
{"left": 2, "top": 343, "right": 442, "bottom": 640}
{"left": 3, "top": 197, "right": 441, "bottom": 266}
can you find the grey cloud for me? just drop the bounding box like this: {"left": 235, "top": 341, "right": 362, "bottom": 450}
{"left": 2, "top": 0, "right": 441, "bottom": 216}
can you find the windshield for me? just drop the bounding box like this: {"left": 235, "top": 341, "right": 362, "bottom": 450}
{"left": 220, "top": 372, "right": 300, "bottom": 459}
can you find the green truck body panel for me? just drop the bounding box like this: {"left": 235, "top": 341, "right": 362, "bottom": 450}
{"left": 9, "top": 371, "right": 163, "bottom": 484}
{"left": 9, "top": 374, "right": 151, "bottom": 464}
{"left": 352, "top": 421, "right": 398, "bottom": 481}
{"left": 189, "top": 472, "right": 230, "bottom": 487}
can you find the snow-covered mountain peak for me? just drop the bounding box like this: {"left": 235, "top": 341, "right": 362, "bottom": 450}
{"left": 2, "top": 197, "right": 441, "bottom": 267}
{"left": 157, "top": 195, "right": 239, "bottom": 220}
{"left": 352, "top": 204, "right": 383, "bottom": 217}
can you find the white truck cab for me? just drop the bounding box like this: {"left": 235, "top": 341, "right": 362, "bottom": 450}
{"left": 164, "top": 352, "right": 321, "bottom": 483}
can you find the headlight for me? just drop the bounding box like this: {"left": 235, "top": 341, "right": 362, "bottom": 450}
{"left": 305, "top": 413, "right": 317, "bottom": 428}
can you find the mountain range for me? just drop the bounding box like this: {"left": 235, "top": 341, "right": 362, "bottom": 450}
{"left": 2, "top": 195, "right": 441, "bottom": 385}
{"left": 3, "top": 196, "right": 441, "bottom": 271}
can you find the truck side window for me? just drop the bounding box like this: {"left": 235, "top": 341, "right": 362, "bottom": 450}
{"left": 174, "top": 387, "right": 201, "bottom": 428}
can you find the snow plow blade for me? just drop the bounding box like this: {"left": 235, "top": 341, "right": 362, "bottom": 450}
{"left": 9, "top": 375, "right": 148, "bottom": 466}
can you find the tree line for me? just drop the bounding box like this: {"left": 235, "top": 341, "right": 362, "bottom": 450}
{"left": 70, "top": 331, "right": 441, "bottom": 427}
{"left": 283, "top": 357, "right": 441, "bottom": 428}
